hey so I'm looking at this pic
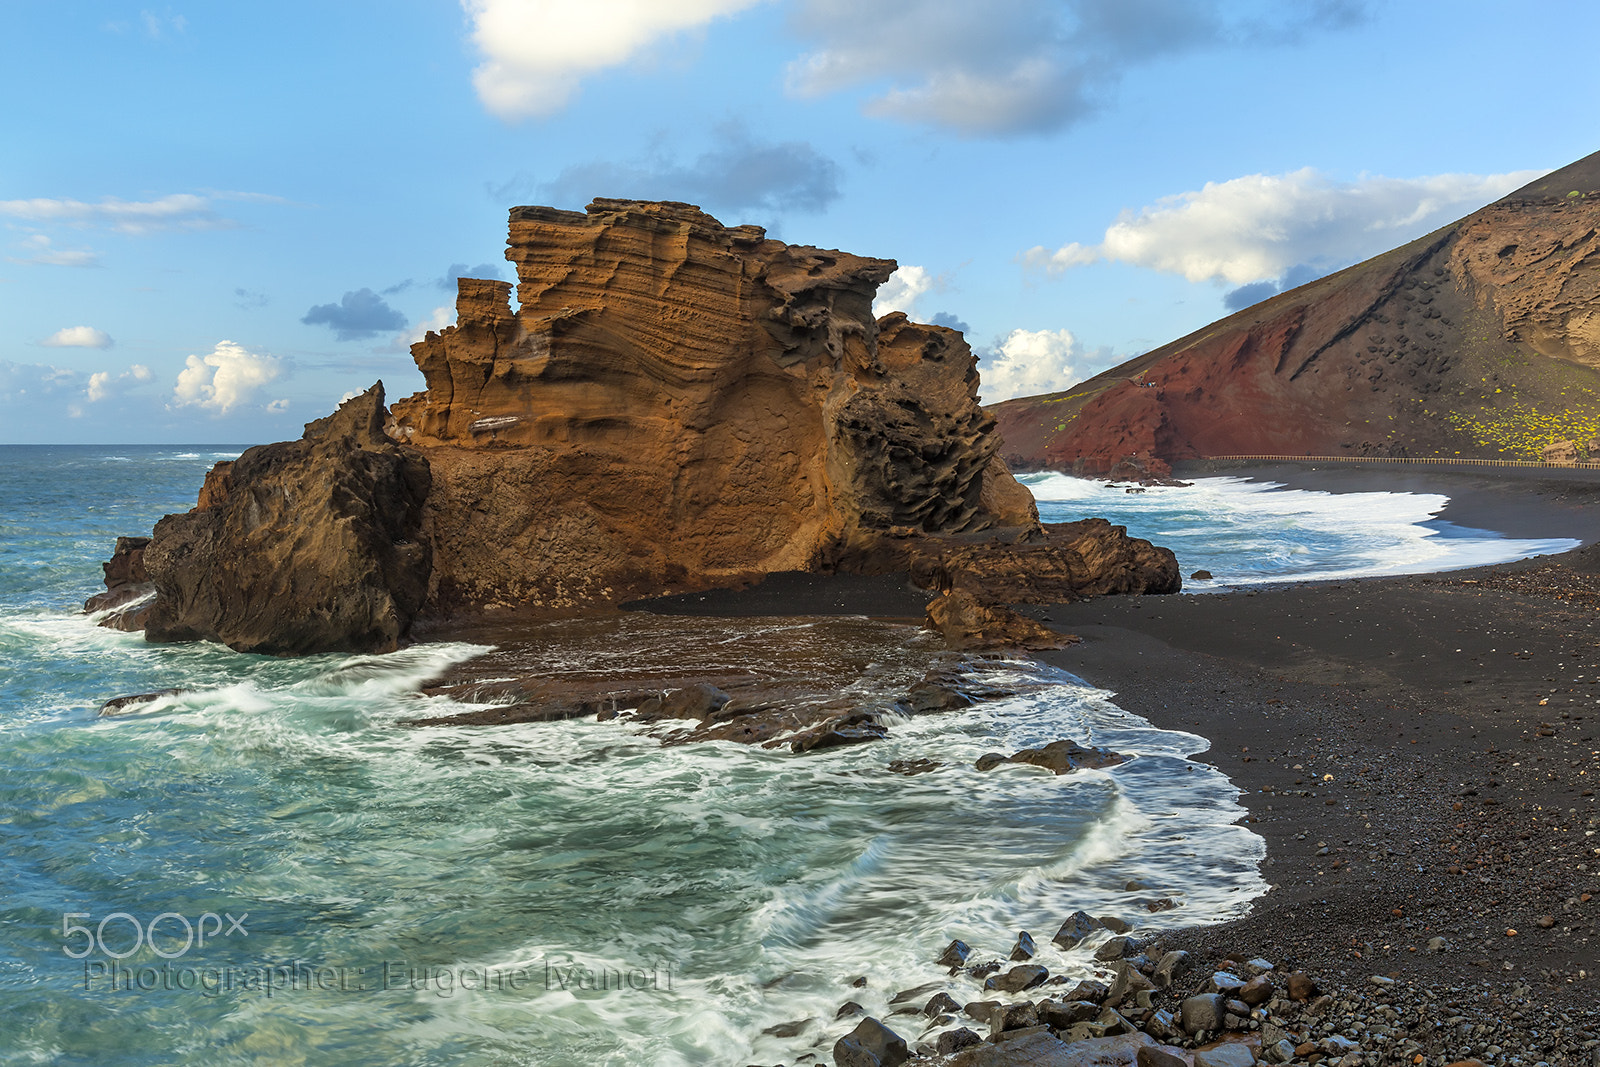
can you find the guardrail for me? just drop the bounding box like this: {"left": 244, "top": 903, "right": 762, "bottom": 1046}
{"left": 1201, "top": 454, "right": 1600, "bottom": 470}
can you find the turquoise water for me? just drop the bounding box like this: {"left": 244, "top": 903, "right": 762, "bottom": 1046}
{"left": 0, "top": 447, "right": 1264, "bottom": 1066}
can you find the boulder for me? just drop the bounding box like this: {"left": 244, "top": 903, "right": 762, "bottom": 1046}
{"left": 1104, "top": 961, "right": 1154, "bottom": 1007}
{"left": 1152, "top": 950, "right": 1191, "bottom": 989}
{"left": 833, "top": 1016, "right": 909, "bottom": 1067}
{"left": 937, "top": 1027, "right": 983, "bottom": 1055}
{"left": 1180, "top": 993, "right": 1227, "bottom": 1035}
{"left": 984, "top": 964, "right": 1048, "bottom": 993}
{"left": 937, "top": 939, "right": 973, "bottom": 968}
{"left": 1053, "top": 911, "right": 1105, "bottom": 950}
{"left": 1010, "top": 931, "right": 1038, "bottom": 961}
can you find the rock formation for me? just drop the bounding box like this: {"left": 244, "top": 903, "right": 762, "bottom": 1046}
{"left": 991, "top": 149, "right": 1600, "bottom": 476}
{"left": 389, "top": 200, "right": 1037, "bottom": 614}
{"left": 107, "top": 200, "right": 1163, "bottom": 653}
{"left": 83, "top": 536, "right": 155, "bottom": 631}
{"left": 139, "top": 385, "right": 432, "bottom": 654}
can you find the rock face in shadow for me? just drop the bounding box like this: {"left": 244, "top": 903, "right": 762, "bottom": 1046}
{"left": 140, "top": 384, "right": 432, "bottom": 654}
{"left": 991, "top": 150, "right": 1600, "bottom": 475}
{"left": 83, "top": 536, "right": 155, "bottom": 630}
{"left": 389, "top": 199, "right": 1037, "bottom": 612}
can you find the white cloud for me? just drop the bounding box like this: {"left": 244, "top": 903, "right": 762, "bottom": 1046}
{"left": 41, "top": 326, "right": 113, "bottom": 348}
{"left": 977, "top": 327, "right": 1108, "bottom": 403}
{"left": 8, "top": 235, "right": 100, "bottom": 268}
{"left": 872, "top": 266, "right": 933, "bottom": 318}
{"left": 463, "top": 0, "right": 764, "bottom": 120}
{"left": 0, "top": 193, "right": 233, "bottom": 235}
{"left": 784, "top": 0, "right": 1366, "bottom": 137}
{"left": 266, "top": 398, "right": 290, "bottom": 414}
{"left": 85, "top": 364, "right": 154, "bottom": 403}
{"left": 388, "top": 303, "right": 454, "bottom": 350}
{"left": 172, "top": 340, "right": 282, "bottom": 414}
{"left": 0, "top": 360, "right": 82, "bottom": 405}
{"left": 1025, "top": 167, "right": 1546, "bottom": 285}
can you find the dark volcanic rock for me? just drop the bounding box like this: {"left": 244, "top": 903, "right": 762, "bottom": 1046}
{"left": 789, "top": 712, "right": 888, "bottom": 753}
{"left": 140, "top": 384, "right": 432, "bottom": 654}
{"left": 1053, "top": 911, "right": 1105, "bottom": 949}
{"left": 99, "top": 688, "right": 190, "bottom": 716}
{"left": 84, "top": 535, "right": 155, "bottom": 630}
{"left": 833, "top": 1016, "right": 908, "bottom": 1067}
{"left": 925, "top": 590, "right": 1075, "bottom": 651}
{"left": 979, "top": 740, "right": 1130, "bottom": 776}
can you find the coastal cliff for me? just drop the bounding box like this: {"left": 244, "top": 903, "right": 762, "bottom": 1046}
{"left": 104, "top": 200, "right": 1176, "bottom": 653}
{"left": 389, "top": 200, "right": 1037, "bottom": 613}
{"left": 991, "top": 149, "right": 1600, "bottom": 477}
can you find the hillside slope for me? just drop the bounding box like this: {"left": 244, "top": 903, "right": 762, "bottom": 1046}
{"left": 990, "top": 150, "right": 1600, "bottom": 476}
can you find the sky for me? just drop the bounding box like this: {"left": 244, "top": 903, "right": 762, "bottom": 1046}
{"left": 3, "top": 0, "right": 1598, "bottom": 444}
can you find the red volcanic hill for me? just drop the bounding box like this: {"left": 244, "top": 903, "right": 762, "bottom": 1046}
{"left": 990, "top": 150, "right": 1600, "bottom": 477}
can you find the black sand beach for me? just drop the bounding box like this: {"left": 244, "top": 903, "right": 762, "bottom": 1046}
{"left": 636, "top": 464, "right": 1600, "bottom": 1057}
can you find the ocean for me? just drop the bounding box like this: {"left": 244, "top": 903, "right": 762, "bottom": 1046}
{"left": 0, "top": 447, "right": 1576, "bottom": 1065}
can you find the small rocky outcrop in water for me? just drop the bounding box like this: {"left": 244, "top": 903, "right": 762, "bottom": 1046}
{"left": 82, "top": 535, "right": 154, "bottom": 631}
{"left": 140, "top": 385, "right": 431, "bottom": 654}
{"left": 96, "top": 199, "right": 1181, "bottom": 654}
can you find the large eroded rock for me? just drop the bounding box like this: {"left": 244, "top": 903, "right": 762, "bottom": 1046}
{"left": 140, "top": 385, "right": 431, "bottom": 654}
{"left": 389, "top": 199, "right": 1036, "bottom": 611}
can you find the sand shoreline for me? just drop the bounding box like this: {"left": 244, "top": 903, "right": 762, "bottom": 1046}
{"left": 629, "top": 465, "right": 1600, "bottom": 1039}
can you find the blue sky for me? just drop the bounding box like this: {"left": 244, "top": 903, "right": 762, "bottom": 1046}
{"left": 3, "top": 0, "right": 1597, "bottom": 443}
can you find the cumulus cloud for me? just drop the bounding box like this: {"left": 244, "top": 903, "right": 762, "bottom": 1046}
{"left": 977, "top": 327, "right": 1116, "bottom": 403}
{"left": 7, "top": 235, "right": 100, "bottom": 268}
{"left": 463, "top": 0, "right": 763, "bottom": 120}
{"left": 1025, "top": 167, "right": 1546, "bottom": 285}
{"left": 0, "top": 193, "right": 235, "bottom": 235}
{"left": 41, "top": 326, "right": 113, "bottom": 348}
{"left": 0, "top": 361, "right": 83, "bottom": 406}
{"left": 437, "top": 262, "right": 505, "bottom": 289}
{"left": 301, "top": 288, "right": 408, "bottom": 341}
{"left": 785, "top": 0, "right": 1368, "bottom": 136}
{"left": 873, "top": 266, "right": 934, "bottom": 318}
{"left": 172, "top": 341, "right": 282, "bottom": 414}
{"left": 403, "top": 306, "right": 455, "bottom": 348}
{"left": 537, "top": 124, "right": 842, "bottom": 216}
{"left": 85, "top": 364, "right": 153, "bottom": 403}
{"left": 929, "top": 311, "right": 970, "bottom": 333}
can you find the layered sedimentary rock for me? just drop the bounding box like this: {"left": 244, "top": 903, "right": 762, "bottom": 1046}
{"left": 388, "top": 199, "right": 1037, "bottom": 612}
{"left": 111, "top": 200, "right": 1104, "bottom": 653}
{"left": 992, "top": 150, "right": 1600, "bottom": 476}
{"left": 140, "top": 385, "right": 431, "bottom": 654}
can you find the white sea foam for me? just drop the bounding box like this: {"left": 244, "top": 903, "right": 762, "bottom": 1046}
{"left": 1021, "top": 472, "right": 1579, "bottom": 585}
